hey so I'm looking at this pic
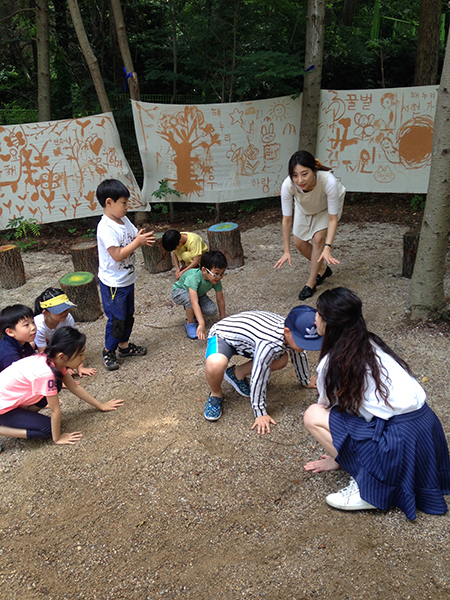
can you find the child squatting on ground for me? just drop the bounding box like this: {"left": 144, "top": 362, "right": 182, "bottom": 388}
{"left": 162, "top": 229, "right": 207, "bottom": 280}
{"left": 0, "top": 305, "right": 36, "bottom": 372}
{"left": 204, "top": 306, "right": 323, "bottom": 434}
{"left": 34, "top": 287, "right": 96, "bottom": 378}
{"left": 96, "top": 179, "right": 156, "bottom": 371}
{"left": 303, "top": 287, "right": 450, "bottom": 520}
{"left": 172, "top": 250, "right": 227, "bottom": 340}
{"left": 0, "top": 327, "right": 123, "bottom": 446}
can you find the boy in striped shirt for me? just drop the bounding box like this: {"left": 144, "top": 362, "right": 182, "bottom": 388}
{"left": 204, "top": 307, "right": 323, "bottom": 434}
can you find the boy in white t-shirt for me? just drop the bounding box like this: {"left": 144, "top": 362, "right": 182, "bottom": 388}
{"left": 96, "top": 179, "right": 156, "bottom": 371}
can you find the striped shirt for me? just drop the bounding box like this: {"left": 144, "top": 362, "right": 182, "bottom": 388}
{"left": 209, "top": 311, "right": 310, "bottom": 417}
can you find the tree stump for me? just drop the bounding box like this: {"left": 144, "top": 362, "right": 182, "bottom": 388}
{"left": 60, "top": 272, "right": 103, "bottom": 322}
{"left": 141, "top": 232, "right": 172, "bottom": 273}
{"left": 0, "top": 244, "right": 26, "bottom": 289}
{"left": 70, "top": 239, "right": 99, "bottom": 280}
{"left": 402, "top": 230, "right": 420, "bottom": 278}
{"left": 207, "top": 222, "right": 244, "bottom": 269}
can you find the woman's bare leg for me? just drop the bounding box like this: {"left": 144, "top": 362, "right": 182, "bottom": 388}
{"left": 294, "top": 230, "right": 327, "bottom": 288}
{"left": 303, "top": 404, "right": 340, "bottom": 473}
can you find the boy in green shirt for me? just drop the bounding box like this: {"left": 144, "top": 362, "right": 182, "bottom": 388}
{"left": 172, "top": 251, "right": 227, "bottom": 340}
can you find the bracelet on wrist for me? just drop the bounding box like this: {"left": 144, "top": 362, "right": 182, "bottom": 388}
{"left": 325, "top": 243, "right": 332, "bottom": 248}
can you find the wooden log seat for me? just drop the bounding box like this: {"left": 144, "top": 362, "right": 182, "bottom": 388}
{"left": 0, "top": 244, "right": 26, "bottom": 289}
{"left": 207, "top": 222, "right": 244, "bottom": 269}
{"left": 402, "top": 230, "right": 420, "bottom": 279}
{"left": 60, "top": 271, "right": 103, "bottom": 322}
{"left": 70, "top": 239, "right": 99, "bottom": 280}
{"left": 141, "top": 232, "right": 173, "bottom": 273}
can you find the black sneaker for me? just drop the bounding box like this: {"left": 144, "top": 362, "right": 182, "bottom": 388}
{"left": 102, "top": 349, "right": 119, "bottom": 371}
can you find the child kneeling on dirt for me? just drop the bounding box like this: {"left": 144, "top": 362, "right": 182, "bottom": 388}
{"left": 162, "top": 229, "right": 207, "bottom": 280}
{"left": 204, "top": 306, "right": 323, "bottom": 434}
{"left": 172, "top": 250, "right": 227, "bottom": 340}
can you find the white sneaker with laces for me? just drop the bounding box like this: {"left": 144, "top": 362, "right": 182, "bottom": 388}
{"left": 326, "top": 477, "right": 377, "bottom": 511}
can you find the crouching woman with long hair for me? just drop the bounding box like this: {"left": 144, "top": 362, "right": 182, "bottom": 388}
{"left": 303, "top": 287, "right": 450, "bottom": 520}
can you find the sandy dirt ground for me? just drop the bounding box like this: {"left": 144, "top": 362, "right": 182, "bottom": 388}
{"left": 1, "top": 220, "right": 450, "bottom": 600}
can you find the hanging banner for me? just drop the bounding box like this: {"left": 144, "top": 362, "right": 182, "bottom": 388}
{"left": 0, "top": 113, "right": 143, "bottom": 229}
{"left": 134, "top": 86, "right": 437, "bottom": 201}
{"left": 317, "top": 86, "right": 438, "bottom": 193}
{"left": 132, "top": 97, "right": 302, "bottom": 204}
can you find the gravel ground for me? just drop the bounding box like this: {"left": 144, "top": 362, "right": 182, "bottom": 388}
{"left": 1, "top": 221, "right": 449, "bottom": 600}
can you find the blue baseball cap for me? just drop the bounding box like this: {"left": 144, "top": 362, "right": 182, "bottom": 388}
{"left": 285, "top": 305, "right": 323, "bottom": 351}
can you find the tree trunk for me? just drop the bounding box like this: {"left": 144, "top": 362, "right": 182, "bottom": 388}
{"left": 67, "top": 0, "right": 112, "bottom": 113}
{"left": 60, "top": 272, "right": 103, "bottom": 322}
{"left": 407, "top": 33, "right": 450, "bottom": 319}
{"left": 0, "top": 245, "right": 26, "bottom": 289}
{"left": 414, "top": 0, "right": 442, "bottom": 86}
{"left": 207, "top": 223, "right": 244, "bottom": 269}
{"left": 341, "top": 0, "right": 358, "bottom": 27}
{"left": 298, "top": 0, "right": 326, "bottom": 154}
{"left": 35, "top": 0, "right": 51, "bottom": 121}
{"left": 141, "top": 233, "right": 173, "bottom": 273}
{"left": 70, "top": 240, "right": 99, "bottom": 280}
{"left": 170, "top": 0, "right": 178, "bottom": 103}
{"left": 110, "top": 0, "right": 140, "bottom": 101}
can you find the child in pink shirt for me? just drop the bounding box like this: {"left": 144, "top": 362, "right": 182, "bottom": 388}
{"left": 0, "top": 327, "right": 123, "bottom": 446}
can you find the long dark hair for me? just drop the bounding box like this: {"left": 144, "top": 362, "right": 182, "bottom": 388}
{"left": 317, "top": 287, "right": 411, "bottom": 414}
{"left": 288, "top": 151, "right": 332, "bottom": 179}
{"left": 44, "top": 327, "right": 86, "bottom": 392}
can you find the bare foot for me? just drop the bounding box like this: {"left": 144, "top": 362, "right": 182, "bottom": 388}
{"left": 303, "top": 376, "right": 317, "bottom": 389}
{"left": 304, "top": 454, "right": 341, "bottom": 473}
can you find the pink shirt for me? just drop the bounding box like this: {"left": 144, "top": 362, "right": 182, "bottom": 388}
{"left": 0, "top": 354, "right": 67, "bottom": 414}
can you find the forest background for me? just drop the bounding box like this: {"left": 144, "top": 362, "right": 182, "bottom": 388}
{"left": 1, "top": 0, "right": 449, "bottom": 180}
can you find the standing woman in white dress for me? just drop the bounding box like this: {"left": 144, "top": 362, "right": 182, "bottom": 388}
{"left": 274, "top": 151, "right": 345, "bottom": 300}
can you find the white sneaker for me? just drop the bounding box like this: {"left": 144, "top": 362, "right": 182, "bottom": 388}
{"left": 326, "top": 477, "right": 377, "bottom": 511}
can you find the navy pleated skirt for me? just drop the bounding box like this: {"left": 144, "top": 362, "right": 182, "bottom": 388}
{"left": 329, "top": 402, "right": 450, "bottom": 520}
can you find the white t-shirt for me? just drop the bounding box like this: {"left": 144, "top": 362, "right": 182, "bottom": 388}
{"left": 0, "top": 354, "right": 67, "bottom": 414}
{"left": 34, "top": 313, "right": 75, "bottom": 349}
{"left": 97, "top": 214, "right": 139, "bottom": 287}
{"left": 280, "top": 171, "right": 340, "bottom": 217}
{"left": 317, "top": 344, "right": 426, "bottom": 421}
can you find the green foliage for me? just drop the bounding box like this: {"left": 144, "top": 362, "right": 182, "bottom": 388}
{"left": 5, "top": 217, "right": 42, "bottom": 240}
{"left": 82, "top": 229, "right": 96, "bottom": 239}
{"left": 153, "top": 203, "right": 170, "bottom": 215}
{"left": 410, "top": 195, "right": 426, "bottom": 211}
{"left": 152, "top": 179, "right": 183, "bottom": 200}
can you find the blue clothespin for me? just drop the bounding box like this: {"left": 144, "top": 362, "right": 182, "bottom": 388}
{"left": 123, "top": 66, "right": 133, "bottom": 91}
{"left": 298, "top": 65, "right": 315, "bottom": 77}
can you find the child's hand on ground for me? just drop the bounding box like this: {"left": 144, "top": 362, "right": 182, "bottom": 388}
{"left": 251, "top": 414, "right": 277, "bottom": 435}
{"left": 78, "top": 365, "right": 97, "bottom": 378}
{"left": 100, "top": 398, "right": 124, "bottom": 412}
{"left": 136, "top": 229, "right": 156, "bottom": 247}
{"left": 55, "top": 431, "right": 83, "bottom": 445}
{"left": 304, "top": 376, "right": 317, "bottom": 389}
{"left": 196, "top": 324, "right": 206, "bottom": 340}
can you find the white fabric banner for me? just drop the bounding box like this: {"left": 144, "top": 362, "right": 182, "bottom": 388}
{"left": 134, "top": 86, "right": 437, "bottom": 201}
{"left": 317, "top": 86, "right": 438, "bottom": 193}
{"left": 0, "top": 113, "right": 143, "bottom": 229}
{"left": 132, "top": 97, "right": 302, "bottom": 203}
